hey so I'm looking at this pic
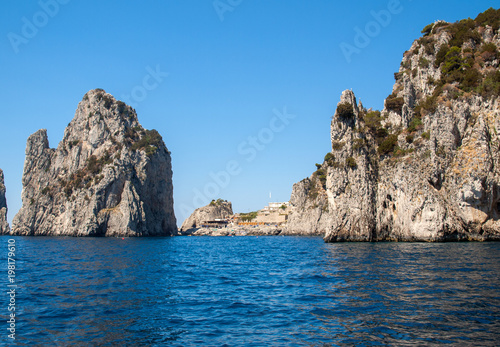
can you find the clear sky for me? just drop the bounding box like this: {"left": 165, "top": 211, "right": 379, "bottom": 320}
{"left": 0, "top": 0, "right": 497, "bottom": 226}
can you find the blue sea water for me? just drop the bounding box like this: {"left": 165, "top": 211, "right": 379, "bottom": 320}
{"left": 1, "top": 236, "right": 500, "bottom": 346}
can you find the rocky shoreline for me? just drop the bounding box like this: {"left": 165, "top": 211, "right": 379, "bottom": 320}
{"left": 178, "top": 225, "right": 324, "bottom": 237}
{"left": 178, "top": 226, "right": 282, "bottom": 237}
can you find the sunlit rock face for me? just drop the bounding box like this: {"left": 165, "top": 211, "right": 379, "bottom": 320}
{"left": 286, "top": 13, "right": 500, "bottom": 241}
{"left": 12, "top": 89, "right": 177, "bottom": 236}
{"left": 180, "top": 200, "right": 233, "bottom": 232}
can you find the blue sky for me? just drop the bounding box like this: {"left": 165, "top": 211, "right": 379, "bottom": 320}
{"left": 0, "top": 0, "right": 497, "bottom": 226}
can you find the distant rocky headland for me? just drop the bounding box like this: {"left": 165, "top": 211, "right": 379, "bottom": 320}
{"left": 286, "top": 9, "right": 500, "bottom": 241}
{"left": 179, "top": 200, "right": 297, "bottom": 236}
{"left": 1, "top": 8, "right": 499, "bottom": 241}
{"left": 9, "top": 89, "right": 177, "bottom": 236}
{"left": 180, "top": 199, "right": 234, "bottom": 232}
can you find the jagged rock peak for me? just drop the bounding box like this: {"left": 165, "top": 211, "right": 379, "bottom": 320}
{"left": 339, "top": 89, "right": 356, "bottom": 106}
{"left": 62, "top": 89, "right": 140, "bottom": 151}
{"left": 330, "top": 89, "right": 364, "bottom": 147}
{"left": 286, "top": 8, "right": 500, "bottom": 242}
{"left": 27, "top": 129, "right": 49, "bottom": 155}
{"left": 336, "top": 89, "right": 359, "bottom": 118}
{"left": 0, "top": 169, "right": 9, "bottom": 234}
{"left": 11, "top": 89, "right": 177, "bottom": 237}
{"left": 383, "top": 8, "right": 500, "bottom": 129}
{"left": 181, "top": 199, "right": 233, "bottom": 232}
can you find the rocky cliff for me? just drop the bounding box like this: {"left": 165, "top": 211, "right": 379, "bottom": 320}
{"left": 0, "top": 169, "right": 9, "bottom": 234}
{"left": 180, "top": 199, "right": 233, "bottom": 231}
{"left": 286, "top": 8, "right": 500, "bottom": 241}
{"left": 11, "top": 89, "right": 177, "bottom": 236}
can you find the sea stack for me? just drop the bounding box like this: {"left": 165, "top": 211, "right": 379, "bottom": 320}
{"left": 0, "top": 169, "right": 9, "bottom": 234}
{"left": 286, "top": 11, "right": 500, "bottom": 241}
{"left": 181, "top": 199, "right": 233, "bottom": 232}
{"left": 11, "top": 89, "right": 177, "bottom": 236}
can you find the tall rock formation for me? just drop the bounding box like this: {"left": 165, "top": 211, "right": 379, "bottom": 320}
{"left": 11, "top": 89, "right": 177, "bottom": 236}
{"left": 284, "top": 90, "right": 378, "bottom": 239}
{"left": 286, "top": 8, "right": 500, "bottom": 241}
{"left": 180, "top": 199, "right": 233, "bottom": 231}
{"left": 0, "top": 169, "right": 9, "bottom": 234}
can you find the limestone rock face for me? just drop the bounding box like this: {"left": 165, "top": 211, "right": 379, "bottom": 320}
{"left": 180, "top": 200, "right": 233, "bottom": 231}
{"left": 286, "top": 12, "right": 500, "bottom": 241}
{"left": 285, "top": 90, "right": 378, "bottom": 239}
{"left": 11, "top": 89, "right": 177, "bottom": 236}
{"left": 0, "top": 169, "right": 9, "bottom": 234}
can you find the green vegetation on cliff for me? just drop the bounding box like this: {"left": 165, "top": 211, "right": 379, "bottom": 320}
{"left": 414, "top": 8, "right": 500, "bottom": 101}
{"left": 239, "top": 211, "right": 258, "bottom": 221}
{"left": 336, "top": 102, "right": 355, "bottom": 118}
{"left": 124, "top": 127, "right": 163, "bottom": 157}
{"left": 210, "top": 198, "right": 228, "bottom": 206}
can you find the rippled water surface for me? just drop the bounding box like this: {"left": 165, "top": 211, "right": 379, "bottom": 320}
{"left": 2, "top": 236, "right": 500, "bottom": 346}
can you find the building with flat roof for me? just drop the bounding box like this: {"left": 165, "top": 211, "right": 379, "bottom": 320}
{"left": 262, "top": 202, "right": 290, "bottom": 213}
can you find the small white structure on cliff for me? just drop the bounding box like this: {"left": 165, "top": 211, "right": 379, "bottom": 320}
{"left": 262, "top": 202, "right": 290, "bottom": 213}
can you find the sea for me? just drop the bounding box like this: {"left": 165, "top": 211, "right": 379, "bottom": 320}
{"left": 1, "top": 236, "right": 499, "bottom": 346}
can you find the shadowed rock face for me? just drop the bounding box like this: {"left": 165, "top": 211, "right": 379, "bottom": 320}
{"left": 181, "top": 200, "right": 233, "bottom": 231}
{"left": 11, "top": 89, "right": 176, "bottom": 236}
{"left": 286, "top": 14, "right": 500, "bottom": 241}
{"left": 0, "top": 169, "right": 9, "bottom": 234}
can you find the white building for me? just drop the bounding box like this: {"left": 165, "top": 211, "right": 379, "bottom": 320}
{"left": 262, "top": 202, "right": 290, "bottom": 213}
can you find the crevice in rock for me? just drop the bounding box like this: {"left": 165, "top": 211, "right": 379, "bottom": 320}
{"left": 428, "top": 178, "right": 442, "bottom": 190}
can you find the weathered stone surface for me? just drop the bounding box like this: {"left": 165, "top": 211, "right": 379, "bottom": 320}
{"left": 286, "top": 15, "right": 500, "bottom": 241}
{"left": 285, "top": 90, "right": 378, "bottom": 239}
{"left": 11, "top": 89, "right": 177, "bottom": 236}
{"left": 183, "top": 226, "right": 282, "bottom": 237}
{"left": 0, "top": 169, "right": 9, "bottom": 234}
{"left": 180, "top": 199, "right": 233, "bottom": 232}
